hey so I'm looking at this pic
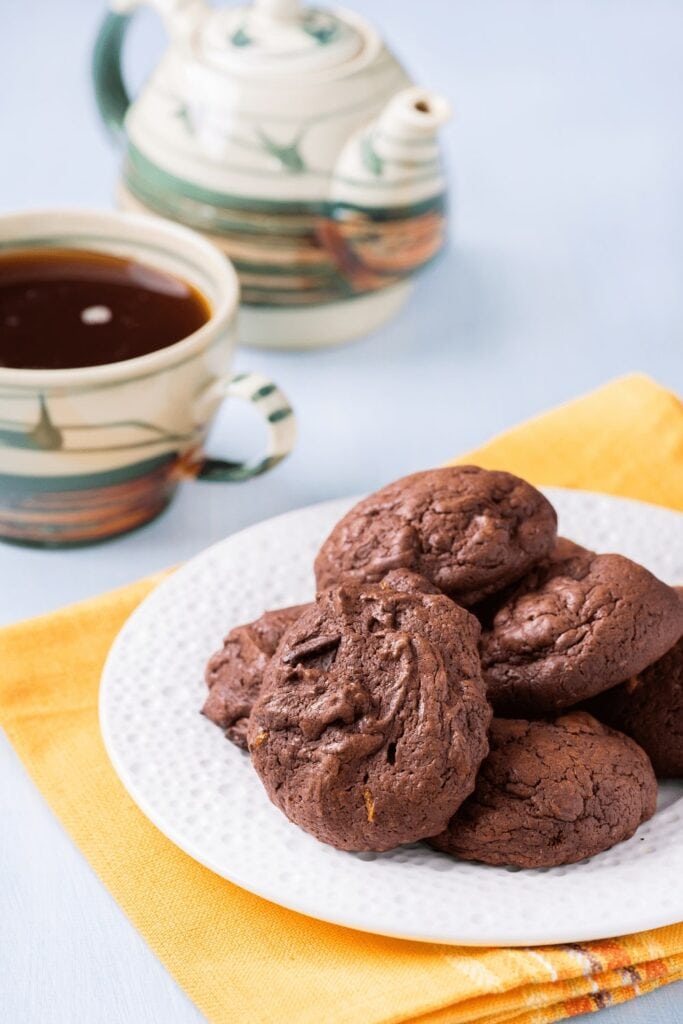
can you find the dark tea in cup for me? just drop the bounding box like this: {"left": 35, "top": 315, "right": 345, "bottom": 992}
{"left": 0, "top": 248, "right": 211, "bottom": 370}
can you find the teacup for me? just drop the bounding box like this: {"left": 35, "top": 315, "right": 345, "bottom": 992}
{"left": 0, "top": 209, "right": 296, "bottom": 546}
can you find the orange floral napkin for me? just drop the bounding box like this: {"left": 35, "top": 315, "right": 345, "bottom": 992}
{"left": 1, "top": 373, "right": 681, "bottom": 1024}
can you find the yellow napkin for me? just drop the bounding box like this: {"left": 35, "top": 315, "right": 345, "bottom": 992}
{"left": 1, "top": 373, "right": 682, "bottom": 1024}
{"left": 451, "top": 373, "right": 683, "bottom": 510}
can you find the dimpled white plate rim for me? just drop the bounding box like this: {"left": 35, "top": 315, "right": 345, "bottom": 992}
{"left": 100, "top": 488, "right": 683, "bottom": 947}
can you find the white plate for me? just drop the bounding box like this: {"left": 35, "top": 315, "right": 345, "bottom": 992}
{"left": 100, "top": 488, "right": 683, "bottom": 947}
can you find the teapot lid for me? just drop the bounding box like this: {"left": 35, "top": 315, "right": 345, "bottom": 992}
{"left": 199, "top": 0, "right": 366, "bottom": 77}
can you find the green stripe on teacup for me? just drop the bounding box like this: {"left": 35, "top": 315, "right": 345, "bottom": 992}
{"left": 268, "top": 407, "right": 294, "bottom": 424}
{"left": 0, "top": 452, "right": 177, "bottom": 496}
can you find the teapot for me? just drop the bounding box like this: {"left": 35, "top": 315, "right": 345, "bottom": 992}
{"left": 93, "top": 0, "right": 451, "bottom": 348}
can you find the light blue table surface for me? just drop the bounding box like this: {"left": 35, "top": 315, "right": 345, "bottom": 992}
{"left": 1, "top": 1, "right": 681, "bottom": 1021}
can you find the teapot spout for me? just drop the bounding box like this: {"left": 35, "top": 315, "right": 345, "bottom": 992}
{"left": 329, "top": 86, "right": 450, "bottom": 211}
{"left": 376, "top": 86, "right": 451, "bottom": 146}
{"left": 321, "top": 87, "right": 450, "bottom": 292}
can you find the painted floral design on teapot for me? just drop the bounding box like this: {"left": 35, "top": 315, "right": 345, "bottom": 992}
{"left": 94, "top": 0, "right": 451, "bottom": 347}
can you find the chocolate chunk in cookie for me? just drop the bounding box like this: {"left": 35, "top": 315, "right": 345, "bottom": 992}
{"left": 314, "top": 466, "right": 558, "bottom": 606}
{"left": 481, "top": 550, "right": 683, "bottom": 715}
{"left": 584, "top": 589, "right": 683, "bottom": 777}
{"left": 248, "top": 579, "right": 491, "bottom": 852}
{"left": 203, "top": 604, "right": 310, "bottom": 749}
{"left": 429, "top": 713, "right": 657, "bottom": 868}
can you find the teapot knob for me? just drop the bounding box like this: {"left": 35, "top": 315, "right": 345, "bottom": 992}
{"left": 253, "top": 0, "right": 302, "bottom": 22}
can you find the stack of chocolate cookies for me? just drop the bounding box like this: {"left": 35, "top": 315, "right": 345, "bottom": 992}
{"left": 203, "top": 467, "right": 683, "bottom": 868}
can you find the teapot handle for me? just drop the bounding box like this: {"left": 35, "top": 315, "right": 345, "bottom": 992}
{"left": 92, "top": 10, "right": 134, "bottom": 135}
{"left": 93, "top": 2, "right": 208, "bottom": 136}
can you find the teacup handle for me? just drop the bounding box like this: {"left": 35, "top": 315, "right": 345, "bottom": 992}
{"left": 190, "top": 372, "right": 296, "bottom": 482}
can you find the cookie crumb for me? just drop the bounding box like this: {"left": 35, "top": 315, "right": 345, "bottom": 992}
{"left": 363, "top": 788, "right": 375, "bottom": 823}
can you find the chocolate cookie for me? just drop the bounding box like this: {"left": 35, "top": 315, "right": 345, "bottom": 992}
{"left": 314, "top": 466, "right": 558, "bottom": 606}
{"left": 584, "top": 590, "right": 683, "bottom": 777}
{"left": 481, "top": 550, "right": 683, "bottom": 715}
{"left": 429, "top": 713, "right": 657, "bottom": 868}
{"left": 472, "top": 536, "right": 592, "bottom": 627}
{"left": 248, "top": 579, "right": 491, "bottom": 851}
{"left": 202, "top": 573, "right": 435, "bottom": 749}
{"left": 203, "top": 604, "right": 310, "bottom": 749}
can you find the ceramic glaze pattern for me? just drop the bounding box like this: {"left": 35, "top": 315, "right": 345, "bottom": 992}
{"left": 121, "top": 79, "right": 447, "bottom": 307}
{"left": 94, "top": 0, "right": 451, "bottom": 341}
{"left": 209, "top": 3, "right": 362, "bottom": 70}
{"left": 122, "top": 165, "right": 446, "bottom": 307}
{"left": 100, "top": 488, "right": 683, "bottom": 946}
